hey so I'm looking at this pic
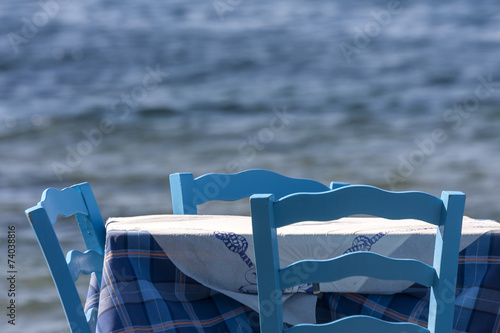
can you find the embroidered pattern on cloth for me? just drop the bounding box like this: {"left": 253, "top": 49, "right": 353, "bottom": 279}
{"left": 214, "top": 231, "right": 312, "bottom": 293}
{"left": 344, "top": 232, "right": 387, "bottom": 253}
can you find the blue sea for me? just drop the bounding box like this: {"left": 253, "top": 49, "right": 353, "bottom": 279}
{"left": 1, "top": 0, "right": 499, "bottom": 331}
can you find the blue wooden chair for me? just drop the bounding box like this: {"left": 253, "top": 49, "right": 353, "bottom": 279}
{"left": 170, "top": 169, "right": 348, "bottom": 214}
{"left": 25, "top": 182, "right": 105, "bottom": 333}
{"left": 250, "top": 185, "right": 465, "bottom": 333}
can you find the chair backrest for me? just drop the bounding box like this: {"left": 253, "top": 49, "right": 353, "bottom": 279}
{"left": 250, "top": 185, "right": 465, "bottom": 333}
{"left": 25, "top": 182, "right": 105, "bottom": 333}
{"left": 170, "top": 169, "right": 348, "bottom": 214}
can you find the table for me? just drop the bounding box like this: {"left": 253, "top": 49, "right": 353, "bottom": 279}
{"left": 85, "top": 215, "right": 500, "bottom": 332}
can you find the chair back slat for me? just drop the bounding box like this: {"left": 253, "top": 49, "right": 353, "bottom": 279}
{"left": 279, "top": 252, "right": 435, "bottom": 290}
{"left": 287, "top": 315, "right": 430, "bottom": 333}
{"left": 274, "top": 185, "right": 443, "bottom": 228}
{"left": 40, "top": 187, "right": 88, "bottom": 224}
{"left": 170, "top": 169, "right": 336, "bottom": 214}
{"left": 66, "top": 250, "right": 104, "bottom": 283}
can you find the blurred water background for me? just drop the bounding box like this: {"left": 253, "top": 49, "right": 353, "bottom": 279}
{"left": 1, "top": 0, "right": 499, "bottom": 331}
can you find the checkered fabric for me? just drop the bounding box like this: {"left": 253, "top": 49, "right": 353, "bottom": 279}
{"left": 86, "top": 230, "right": 500, "bottom": 332}
{"left": 85, "top": 230, "right": 260, "bottom": 333}
{"left": 316, "top": 231, "right": 500, "bottom": 332}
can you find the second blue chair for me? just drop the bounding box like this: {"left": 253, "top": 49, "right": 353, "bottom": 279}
{"left": 26, "top": 182, "right": 105, "bottom": 333}
{"left": 170, "top": 169, "right": 348, "bottom": 214}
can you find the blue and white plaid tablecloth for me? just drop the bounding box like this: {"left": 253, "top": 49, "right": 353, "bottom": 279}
{"left": 86, "top": 229, "right": 261, "bottom": 333}
{"left": 86, "top": 223, "right": 500, "bottom": 332}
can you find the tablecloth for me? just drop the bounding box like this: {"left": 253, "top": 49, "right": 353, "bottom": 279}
{"left": 85, "top": 215, "right": 500, "bottom": 332}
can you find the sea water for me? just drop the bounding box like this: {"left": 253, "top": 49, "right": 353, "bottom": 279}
{"left": 1, "top": 0, "right": 499, "bottom": 331}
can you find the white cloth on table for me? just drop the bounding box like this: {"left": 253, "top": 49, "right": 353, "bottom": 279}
{"left": 107, "top": 215, "right": 499, "bottom": 325}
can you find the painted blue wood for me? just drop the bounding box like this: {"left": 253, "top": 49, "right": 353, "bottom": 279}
{"left": 86, "top": 308, "right": 98, "bottom": 333}
{"left": 76, "top": 183, "right": 106, "bottom": 255}
{"left": 427, "top": 191, "right": 465, "bottom": 333}
{"left": 66, "top": 249, "right": 104, "bottom": 282}
{"left": 25, "top": 183, "right": 105, "bottom": 333}
{"left": 274, "top": 185, "right": 443, "bottom": 228}
{"left": 170, "top": 169, "right": 342, "bottom": 214}
{"left": 39, "top": 187, "right": 88, "bottom": 223}
{"left": 329, "top": 181, "right": 350, "bottom": 190}
{"left": 251, "top": 194, "right": 283, "bottom": 332}
{"left": 250, "top": 186, "right": 465, "bottom": 333}
{"left": 286, "top": 315, "right": 430, "bottom": 333}
{"left": 280, "top": 252, "right": 435, "bottom": 290}
{"left": 170, "top": 172, "right": 197, "bottom": 214}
